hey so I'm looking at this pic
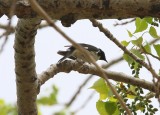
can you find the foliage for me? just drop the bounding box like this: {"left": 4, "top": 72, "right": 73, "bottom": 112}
{"left": 91, "top": 17, "right": 160, "bottom": 115}
{"left": 0, "top": 99, "right": 17, "bottom": 115}
{"left": 37, "top": 85, "right": 58, "bottom": 106}
{"left": 91, "top": 78, "right": 120, "bottom": 115}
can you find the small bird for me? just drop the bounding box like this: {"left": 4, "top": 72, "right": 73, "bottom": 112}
{"left": 57, "top": 43, "right": 107, "bottom": 63}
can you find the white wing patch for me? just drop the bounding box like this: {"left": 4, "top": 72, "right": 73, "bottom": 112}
{"left": 67, "top": 48, "right": 71, "bottom": 51}
{"left": 84, "top": 46, "right": 89, "bottom": 50}
{"left": 96, "top": 49, "right": 101, "bottom": 54}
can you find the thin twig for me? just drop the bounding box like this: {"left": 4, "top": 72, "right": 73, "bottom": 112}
{"left": 0, "top": 24, "right": 15, "bottom": 31}
{"left": 144, "top": 92, "right": 155, "bottom": 100}
{"left": 66, "top": 76, "right": 93, "bottom": 107}
{"left": 141, "top": 46, "right": 160, "bottom": 61}
{"left": 90, "top": 19, "right": 159, "bottom": 80}
{"left": 73, "top": 91, "right": 95, "bottom": 114}
{"left": 39, "top": 21, "right": 57, "bottom": 29}
{"left": 147, "top": 52, "right": 160, "bottom": 61}
{"left": 114, "top": 18, "right": 135, "bottom": 26}
{"left": 29, "top": 0, "right": 132, "bottom": 114}
{"left": 0, "top": 0, "right": 16, "bottom": 54}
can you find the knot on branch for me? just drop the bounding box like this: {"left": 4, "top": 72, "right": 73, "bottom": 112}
{"left": 60, "top": 13, "right": 77, "bottom": 27}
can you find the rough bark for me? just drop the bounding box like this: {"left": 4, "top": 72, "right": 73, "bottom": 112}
{"left": 0, "top": 0, "right": 160, "bottom": 19}
{"left": 39, "top": 60, "right": 155, "bottom": 93}
{"left": 14, "top": 18, "right": 41, "bottom": 115}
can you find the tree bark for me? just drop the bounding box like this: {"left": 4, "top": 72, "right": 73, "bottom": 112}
{"left": 0, "top": 0, "right": 160, "bottom": 19}
{"left": 14, "top": 18, "right": 41, "bottom": 115}
{"left": 39, "top": 60, "right": 155, "bottom": 93}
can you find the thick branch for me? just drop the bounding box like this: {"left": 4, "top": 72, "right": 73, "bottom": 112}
{"left": 14, "top": 18, "right": 41, "bottom": 114}
{"left": 0, "top": 0, "right": 160, "bottom": 20}
{"left": 38, "top": 60, "right": 155, "bottom": 93}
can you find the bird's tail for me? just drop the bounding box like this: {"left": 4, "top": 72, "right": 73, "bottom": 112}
{"left": 57, "top": 50, "right": 67, "bottom": 56}
{"left": 57, "top": 50, "right": 69, "bottom": 63}
{"left": 57, "top": 50, "right": 76, "bottom": 62}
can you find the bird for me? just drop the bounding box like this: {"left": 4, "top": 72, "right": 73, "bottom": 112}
{"left": 57, "top": 43, "right": 108, "bottom": 63}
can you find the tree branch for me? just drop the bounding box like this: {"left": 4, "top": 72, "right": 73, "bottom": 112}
{"left": 114, "top": 18, "right": 135, "bottom": 26}
{"left": 0, "top": 0, "right": 160, "bottom": 23}
{"left": 38, "top": 60, "right": 156, "bottom": 93}
{"left": 14, "top": 18, "right": 41, "bottom": 114}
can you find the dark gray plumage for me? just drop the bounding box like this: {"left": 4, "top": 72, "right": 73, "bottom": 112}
{"left": 57, "top": 43, "right": 107, "bottom": 63}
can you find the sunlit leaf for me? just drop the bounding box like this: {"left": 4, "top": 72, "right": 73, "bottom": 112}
{"left": 134, "top": 18, "right": 148, "bottom": 33}
{"left": 135, "top": 103, "right": 145, "bottom": 111}
{"left": 127, "top": 30, "right": 133, "bottom": 37}
{"left": 0, "top": 99, "right": 17, "bottom": 115}
{"left": 144, "top": 17, "right": 153, "bottom": 24}
{"left": 144, "top": 43, "right": 151, "bottom": 53}
{"left": 37, "top": 96, "right": 57, "bottom": 105}
{"left": 153, "top": 44, "right": 160, "bottom": 57}
{"left": 149, "top": 26, "right": 160, "bottom": 38}
{"left": 131, "top": 37, "right": 143, "bottom": 46}
{"left": 123, "top": 53, "right": 134, "bottom": 64}
{"left": 0, "top": 99, "right": 4, "bottom": 105}
{"left": 127, "top": 85, "right": 137, "bottom": 99}
{"left": 130, "top": 49, "right": 145, "bottom": 60}
{"left": 121, "top": 40, "right": 130, "bottom": 47}
{"left": 96, "top": 100, "right": 119, "bottom": 115}
{"left": 96, "top": 101, "right": 108, "bottom": 115}
{"left": 37, "top": 85, "right": 58, "bottom": 105}
{"left": 90, "top": 78, "right": 113, "bottom": 100}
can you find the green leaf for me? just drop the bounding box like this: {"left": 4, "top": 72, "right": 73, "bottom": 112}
{"left": 149, "top": 26, "right": 160, "bottom": 38}
{"left": 153, "top": 44, "right": 160, "bottom": 57}
{"left": 121, "top": 40, "right": 130, "bottom": 47}
{"left": 127, "top": 30, "right": 133, "bottom": 37}
{"left": 105, "top": 101, "right": 118, "bottom": 115}
{"left": 134, "top": 18, "right": 148, "bottom": 33}
{"left": 130, "top": 49, "right": 145, "bottom": 60}
{"left": 144, "top": 43, "right": 151, "bottom": 53}
{"left": 0, "top": 99, "right": 5, "bottom": 105}
{"left": 54, "top": 111, "right": 66, "bottom": 115}
{"left": 123, "top": 53, "right": 134, "bottom": 64}
{"left": 144, "top": 17, "right": 153, "bottom": 24}
{"left": 90, "top": 78, "right": 113, "bottom": 100}
{"left": 131, "top": 37, "right": 143, "bottom": 46}
{"left": 96, "top": 100, "right": 119, "bottom": 115}
{"left": 96, "top": 101, "right": 108, "bottom": 115}
{"left": 37, "top": 85, "right": 58, "bottom": 105}
{"left": 135, "top": 103, "right": 145, "bottom": 111}
{"left": 127, "top": 85, "right": 137, "bottom": 99}
{"left": 0, "top": 99, "right": 17, "bottom": 115}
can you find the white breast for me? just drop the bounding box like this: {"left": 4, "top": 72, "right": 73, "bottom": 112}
{"left": 72, "top": 50, "right": 100, "bottom": 63}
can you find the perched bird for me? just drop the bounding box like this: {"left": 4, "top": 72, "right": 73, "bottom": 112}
{"left": 57, "top": 43, "right": 107, "bottom": 63}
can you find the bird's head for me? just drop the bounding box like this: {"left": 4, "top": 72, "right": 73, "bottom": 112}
{"left": 98, "top": 49, "right": 108, "bottom": 62}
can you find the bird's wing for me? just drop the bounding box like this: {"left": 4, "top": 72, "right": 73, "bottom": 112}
{"left": 57, "top": 50, "right": 67, "bottom": 56}
{"left": 64, "top": 45, "right": 72, "bottom": 47}
{"left": 64, "top": 43, "right": 99, "bottom": 51}
{"left": 57, "top": 50, "right": 76, "bottom": 60}
{"left": 79, "top": 43, "right": 99, "bottom": 51}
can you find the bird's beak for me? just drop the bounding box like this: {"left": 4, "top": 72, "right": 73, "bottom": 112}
{"left": 105, "top": 59, "right": 108, "bottom": 63}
